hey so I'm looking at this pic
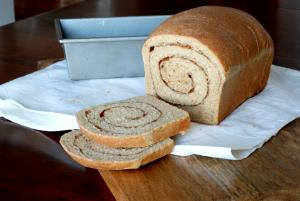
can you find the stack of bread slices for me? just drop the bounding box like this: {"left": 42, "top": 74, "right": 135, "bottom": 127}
{"left": 60, "top": 96, "right": 190, "bottom": 170}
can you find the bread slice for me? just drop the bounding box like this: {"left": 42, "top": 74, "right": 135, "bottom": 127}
{"left": 60, "top": 130, "right": 174, "bottom": 170}
{"left": 76, "top": 96, "right": 190, "bottom": 148}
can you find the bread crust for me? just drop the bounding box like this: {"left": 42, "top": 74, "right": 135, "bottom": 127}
{"left": 149, "top": 6, "right": 273, "bottom": 73}
{"left": 217, "top": 49, "right": 273, "bottom": 123}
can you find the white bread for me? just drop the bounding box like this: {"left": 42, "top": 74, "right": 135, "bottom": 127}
{"left": 76, "top": 96, "right": 190, "bottom": 148}
{"left": 142, "top": 6, "right": 274, "bottom": 124}
{"left": 60, "top": 130, "right": 174, "bottom": 170}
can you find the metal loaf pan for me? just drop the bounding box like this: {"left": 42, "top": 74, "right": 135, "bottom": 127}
{"left": 55, "top": 15, "right": 169, "bottom": 80}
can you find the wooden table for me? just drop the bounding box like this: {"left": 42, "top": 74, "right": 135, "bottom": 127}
{"left": 0, "top": 1, "right": 299, "bottom": 200}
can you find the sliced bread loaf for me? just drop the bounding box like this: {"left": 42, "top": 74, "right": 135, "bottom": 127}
{"left": 76, "top": 96, "right": 190, "bottom": 148}
{"left": 60, "top": 130, "right": 174, "bottom": 170}
{"left": 142, "top": 6, "right": 273, "bottom": 124}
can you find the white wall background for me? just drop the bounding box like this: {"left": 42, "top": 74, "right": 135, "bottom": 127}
{"left": 0, "top": 0, "right": 15, "bottom": 26}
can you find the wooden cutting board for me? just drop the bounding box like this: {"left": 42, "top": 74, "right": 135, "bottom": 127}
{"left": 99, "top": 118, "right": 300, "bottom": 201}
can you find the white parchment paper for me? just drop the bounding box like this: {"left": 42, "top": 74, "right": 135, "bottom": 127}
{"left": 0, "top": 60, "right": 299, "bottom": 159}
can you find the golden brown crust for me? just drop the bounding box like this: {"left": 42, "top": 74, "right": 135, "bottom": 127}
{"left": 149, "top": 6, "right": 273, "bottom": 73}
{"left": 217, "top": 49, "right": 274, "bottom": 123}
{"left": 140, "top": 141, "right": 174, "bottom": 167}
{"left": 152, "top": 115, "right": 190, "bottom": 141}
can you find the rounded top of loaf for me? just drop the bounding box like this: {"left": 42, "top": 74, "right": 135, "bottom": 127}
{"left": 149, "top": 6, "right": 274, "bottom": 72}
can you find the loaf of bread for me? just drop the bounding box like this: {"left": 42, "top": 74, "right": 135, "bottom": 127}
{"left": 60, "top": 130, "right": 174, "bottom": 170}
{"left": 142, "top": 6, "right": 274, "bottom": 124}
{"left": 76, "top": 96, "right": 190, "bottom": 147}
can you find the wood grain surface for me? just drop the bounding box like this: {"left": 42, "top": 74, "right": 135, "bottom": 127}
{"left": 0, "top": 0, "right": 300, "bottom": 201}
{"left": 100, "top": 118, "right": 300, "bottom": 201}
